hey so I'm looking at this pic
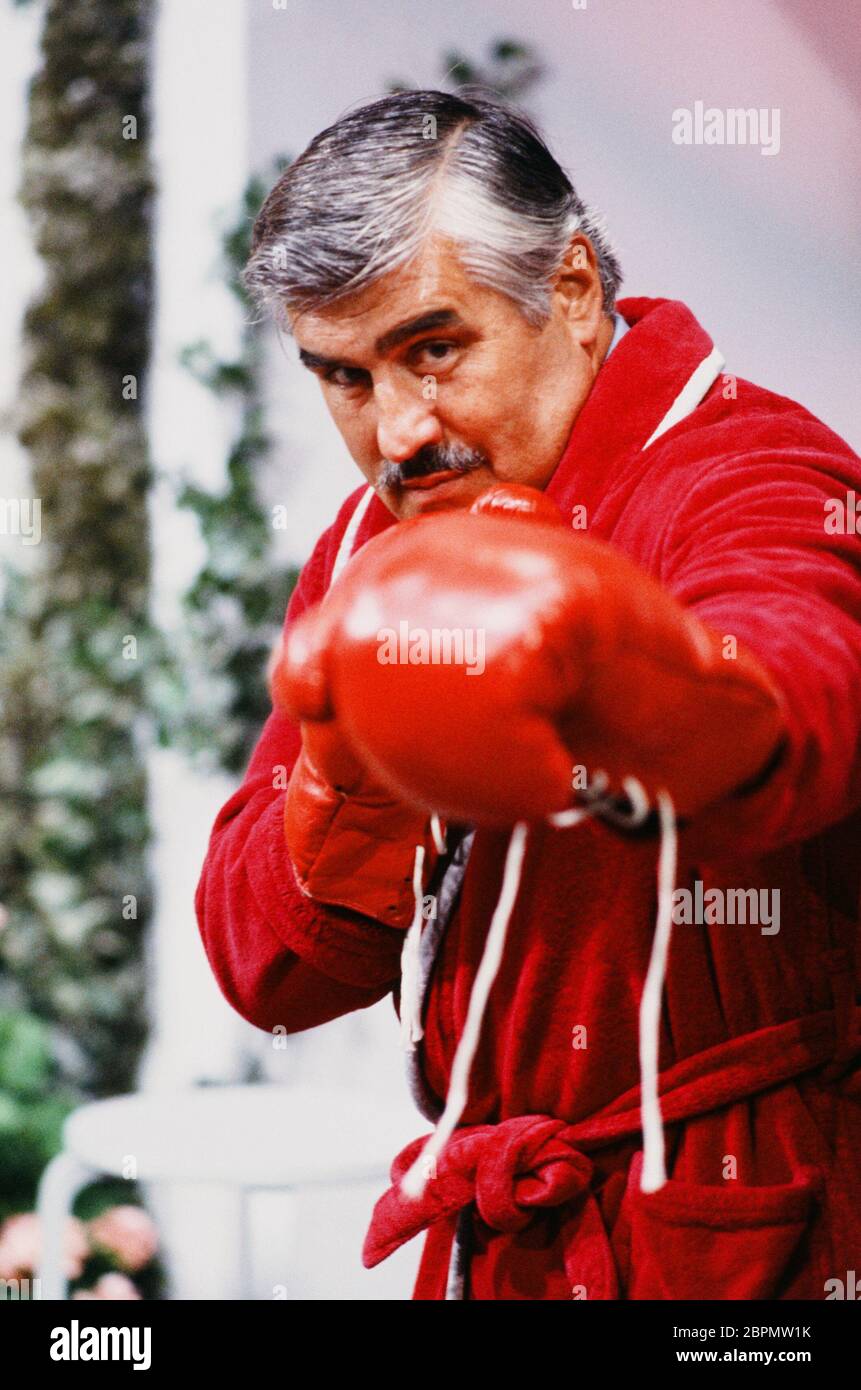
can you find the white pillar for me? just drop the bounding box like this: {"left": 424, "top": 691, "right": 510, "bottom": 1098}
{"left": 142, "top": 0, "right": 252, "bottom": 1299}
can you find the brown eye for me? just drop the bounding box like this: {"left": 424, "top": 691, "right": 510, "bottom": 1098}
{"left": 412, "top": 340, "right": 458, "bottom": 368}
{"left": 325, "top": 366, "right": 368, "bottom": 390}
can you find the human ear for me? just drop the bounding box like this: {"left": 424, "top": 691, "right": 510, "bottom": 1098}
{"left": 551, "top": 234, "right": 606, "bottom": 342}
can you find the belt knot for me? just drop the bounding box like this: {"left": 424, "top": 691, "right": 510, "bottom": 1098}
{"left": 363, "top": 1113, "right": 595, "bottom": 1266}
{"left": 473, "top": 1114, "right": 594, "bottom": 1231}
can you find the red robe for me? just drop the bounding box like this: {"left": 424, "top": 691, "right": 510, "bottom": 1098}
{"left": 195, "top": 297, "right": 861, "bottom": 1300}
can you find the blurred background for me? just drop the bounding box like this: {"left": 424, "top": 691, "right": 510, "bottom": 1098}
{"left": 0, "top": 0, "right": 858, "bottom": 1300}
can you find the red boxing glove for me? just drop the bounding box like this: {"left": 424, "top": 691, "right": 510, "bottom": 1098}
{"left": 269, "top": 627, "right": 441, "bottom": 929}
{"left": 468, "top": 482, "right": 566, "bottom": 526}
{"left": 278, "top": 486, "right": 786, "bottom": 828}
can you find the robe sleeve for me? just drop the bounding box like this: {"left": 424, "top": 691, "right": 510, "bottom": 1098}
{"left": 658, "top": 435, "right": 861, "bottom": 855}
{"left": 194, "top": 523, "right": 405, "bottom": 1035}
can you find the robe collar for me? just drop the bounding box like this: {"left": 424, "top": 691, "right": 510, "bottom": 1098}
{"left": 545, "top": 296, "right": 723, "bottom": 519}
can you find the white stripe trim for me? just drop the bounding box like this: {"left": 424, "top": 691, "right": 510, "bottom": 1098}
{"left": 641, "top": 345, "right": 726, "bottom": 452}
{"left": 328, "top": 485, "right": 375, "bottom": 592}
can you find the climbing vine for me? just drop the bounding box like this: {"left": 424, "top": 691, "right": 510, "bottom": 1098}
{"left": 171, "top": 163, "right": 299, "bottom": 777}
{"left": 0, "top": 0, "right": 155, "bottom": 1130}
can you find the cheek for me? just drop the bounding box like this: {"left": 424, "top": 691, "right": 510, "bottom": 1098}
{"left": 327, "top": 396, "right": 376, "bottom": 458}
{"left": 440, "top": 361, "right": 507, "bottom": 436}
{"left": 448, "top": 375, "right": 556, "bottom": 486}
{"left": 454, "top": 340, "right": 542, "bottom": 421}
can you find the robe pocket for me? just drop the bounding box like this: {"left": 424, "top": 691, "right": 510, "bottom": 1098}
{"left": 618, "top": 1156, "right": 825, "bottom": 1300}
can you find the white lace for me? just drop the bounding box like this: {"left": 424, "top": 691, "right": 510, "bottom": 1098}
{"left": 398, "top": 778, "right": 678, "bottom": 1200}
{"left": 398, "top": 844, "right": 428, "bottom": 1051}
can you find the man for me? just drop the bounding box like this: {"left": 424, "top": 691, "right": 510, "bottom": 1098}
{"left": 196, "top": 90, "right": 861, "bottom": 1300}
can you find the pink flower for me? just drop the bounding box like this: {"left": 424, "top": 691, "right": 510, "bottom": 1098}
{"left": 73, "top": 1272, "right": 141, "bottom": 1301}
{"left": 0, "top": 1212, "right": 88, "bottom": 1279}
{"left": 88, "top": 1205, "right": 158, "bottom": 1272}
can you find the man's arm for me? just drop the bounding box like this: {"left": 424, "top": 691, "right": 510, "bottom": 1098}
{"left": 275, "top": 458, "right": 861, "bottom": 853}
{"left": 659, "top": 439, "right": 861, "bottom": 854}
{"left": 194, "top": 526, "right": 405, "bottom": 1035}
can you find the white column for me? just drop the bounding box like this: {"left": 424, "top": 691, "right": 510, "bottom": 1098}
{"left": 142, "top": 0, "right": 251, "bottom": 1300}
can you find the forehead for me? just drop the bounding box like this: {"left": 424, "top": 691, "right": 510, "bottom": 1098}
{"left": 290, "top": 237, "right": 495, "bottom": 354}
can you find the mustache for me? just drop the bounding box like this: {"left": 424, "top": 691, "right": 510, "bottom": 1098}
{"left": 377, "top": 442, "right": 488, "bottom": 491}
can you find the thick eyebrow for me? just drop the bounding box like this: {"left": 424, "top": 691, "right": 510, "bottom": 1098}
{"left": 297, "top": 347, "right": 355, "bottom": 374}
{"left": 297, "top": 308, "right": 466, "bottom": 375}
{"left": 375, "top": 308, "right": 464, "bottom": 355}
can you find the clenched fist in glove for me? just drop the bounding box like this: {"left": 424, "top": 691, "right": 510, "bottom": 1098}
{"left": 269, "top": 627, "right": 442, "bottom": 929}
{"left": 276, "top": 485, "right": 787, "bottom": 829}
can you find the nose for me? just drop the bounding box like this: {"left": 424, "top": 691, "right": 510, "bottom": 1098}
{"left": 374, "top": 374, "right": 442, "bottom": 463}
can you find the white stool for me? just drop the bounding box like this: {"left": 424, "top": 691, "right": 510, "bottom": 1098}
{"left": 36, "top": 1083, "right": 418, "bottom": 1299}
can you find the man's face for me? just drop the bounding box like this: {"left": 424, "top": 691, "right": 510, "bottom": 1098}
{"left": 291, "top": 234, "right": 612, "bottom": 520}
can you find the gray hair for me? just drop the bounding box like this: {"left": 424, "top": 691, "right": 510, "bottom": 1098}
{"left": 244, "top": 88, "right": 622, "bottom": 329}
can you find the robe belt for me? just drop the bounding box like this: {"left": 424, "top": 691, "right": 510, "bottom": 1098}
{"left": 363, "top": 1005, "right": 861, "bottom": 1281}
